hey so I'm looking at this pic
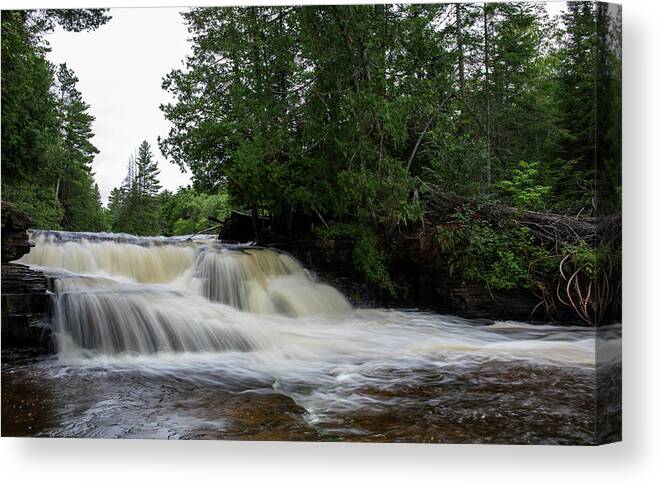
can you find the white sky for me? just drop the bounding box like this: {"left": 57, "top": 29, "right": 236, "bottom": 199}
{"left": 46, "top": 7, "right": 193, "bottom": 203}
{"left": 43, "top": 2, "right": 567, "bottom": 204}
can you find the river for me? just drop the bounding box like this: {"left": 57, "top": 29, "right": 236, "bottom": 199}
{"left": 1, "top": 230, "right": 621, "bottom": 443}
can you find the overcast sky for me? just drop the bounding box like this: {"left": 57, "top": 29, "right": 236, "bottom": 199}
{"left": 44, "top": 3, "right": 567, "bottom": 204}
{"left": 46, "top": 7, "right": 192, "bottom": 203}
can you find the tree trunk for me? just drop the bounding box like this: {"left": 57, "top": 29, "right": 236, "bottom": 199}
{"left": 483, "top": 5, "right": 492, "bottom": 189}
{"left": 456, "top": 4, "right": 465, "bottom": 95}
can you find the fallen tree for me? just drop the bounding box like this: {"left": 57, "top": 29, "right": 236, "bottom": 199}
{"left": 421, "top": 183, "right": 621, "bottom": 325}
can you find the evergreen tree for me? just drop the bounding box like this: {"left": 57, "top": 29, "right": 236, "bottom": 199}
{"left": 1, "top": 9, "right": 110, "bottom": 228}
{"left": 1, "top": 11, "right": 64, "bottom": 227}
{"left": 54, "top": 63, "right": 105, "bottom": 231}
{"left": 109, "top": 141, "right": 162, "bottom": 236}
{"left": 553, "top": 1, "right": 597, "bottom": 209}
{"left": 135, "top": 141, "right": 161, "bottom": 197}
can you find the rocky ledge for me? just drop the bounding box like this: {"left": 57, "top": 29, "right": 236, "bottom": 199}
{"left": 1, "top": 202, "right": 53, "bottom": 358}
{"left": 1, "top": 201, "right": 34, "bottom": 263}
{"left": 273, "top": 236, "right": 582, "bottom": 324}
{"left": 1, "top": 263, "right": 53, "bottom": 357}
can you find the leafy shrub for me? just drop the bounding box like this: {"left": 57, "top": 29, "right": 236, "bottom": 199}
{"left": 432, "top": 200, "right": 562, "bottom": 291}
{"left": 317, "top": 223, "right": 395, "bottom": 296}
{"left": 495, "top": 161, "right": 551, "bottom": 210}
{"left": 160, "top": 188, "right": 230, "bottom": 236}
{"left": 436, "top": 222, "right": 536, "bottom": 290}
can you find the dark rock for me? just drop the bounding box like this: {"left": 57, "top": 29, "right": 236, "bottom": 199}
{"left": 1, "top": 263, "right": 54, "bottom": 356}
{"left": 218, "top": 210, "right": 263, "bottom": 243}
{"left": 1, "top": 201, "right": 34, "bottom": 263}
{"left": 1, "top": 202, "right": 54, "bottom": 356}
{"left": 269, "top": 239, "right": 382, "bottom": 307}
{"left": 271, "top": 236, "right": 587, "bottom": 324}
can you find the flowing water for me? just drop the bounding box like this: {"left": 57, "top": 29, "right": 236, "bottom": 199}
{"left": 2, "top": 230, "right": 621, "bottom": 443}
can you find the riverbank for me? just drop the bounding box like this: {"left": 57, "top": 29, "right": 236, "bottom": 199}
{"left": 0, "top": 214, "right": 621, "bottom": 444}
{"left": 272, "top": 237, "right": 578, "bottom": 324}
{"left": 0, "top": 204, "right": 610, "bottom": 366}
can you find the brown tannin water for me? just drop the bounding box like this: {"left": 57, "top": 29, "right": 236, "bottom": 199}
{"left": 2, "top": 230, "right": 621, "bottom": 443}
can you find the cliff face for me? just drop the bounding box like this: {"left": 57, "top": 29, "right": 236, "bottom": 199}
{"left": 1, "top": 203, "right": 53, "bottom": 357}
{"left": 274, "top": 235, "right": 579, "bottom": 323}
{"left": 1, "top": 201, "right": 34, "bottom": 263}
{"left": 268, "top": 239, "right": 382, "bottom": 308}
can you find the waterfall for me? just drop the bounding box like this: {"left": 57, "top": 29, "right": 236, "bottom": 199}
{"left": 23, "top": 231, "right": 197, "bottom": 283}
{"left": 17, "top": 230, "right": 602, "bottom": 369}
{"left": 20, "top": 230, "right": 351, "bottom": 355}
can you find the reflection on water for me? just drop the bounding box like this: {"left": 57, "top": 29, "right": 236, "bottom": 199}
{"left": 2, "top": 230, "right": 621, "bottom": 443}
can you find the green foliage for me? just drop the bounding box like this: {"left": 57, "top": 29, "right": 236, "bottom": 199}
{"left": 160, "top": 5, "right": 450, "bottom": 232}
{"left": 317, "top": 223, "right": 395, "bottom": 296}
{"left": 135, "top": 140, "right": 162, "bottom": 198}
{"left": 432, "top": 201, "right": 557, "bottom": 291}
{"left": 53, "top": 63, "right": 106, "bottom": 231}
{"left": 337, "top": 160, "right": 423, "bottom": 228}
{"left": 159, "top": 3, "right": 618, "bottom": 237}
{"left": 352, "top": 231, "right": 396, "bottom": 297}
{"left": 160, "top": 187, "right": 230, "bottom": 236}
{"left": 1, "top": 9, "right": 110, "bottom": 231}
{"left": 1, "top": 181, "right": 64, "bottom": 229}
{"left": 108, "top": 141, "right": 163, "bottom": 236}
{"left": 561, "top": 240, "right": 598, "bottom": 279}
{"left": 435, "top": 220, "right": 537, "bottom": 291}
{"left": 494, "top": 161, "right": 551, "bottom": 210}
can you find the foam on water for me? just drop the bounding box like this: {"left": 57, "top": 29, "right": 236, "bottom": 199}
{"left": 16, "top": 229, "right": 618, "bottom": 436}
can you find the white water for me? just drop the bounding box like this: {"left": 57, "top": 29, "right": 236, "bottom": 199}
{"left": 15, "top": 230, "right": 620, "bottom": 440}
{"left": 18, "top": 230, "right": 606, "bottom": 366}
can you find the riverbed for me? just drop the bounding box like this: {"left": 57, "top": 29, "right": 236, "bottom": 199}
{"left": 2, "top": 231, "right": 622, "bottom": 443}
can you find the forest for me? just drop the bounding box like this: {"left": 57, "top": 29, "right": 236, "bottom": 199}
{"left": 1, "top": 3, "right": 621, "bottom": 323}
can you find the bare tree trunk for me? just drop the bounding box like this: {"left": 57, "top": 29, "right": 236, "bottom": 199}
{"left": 456, "top": 3, "right": 465, "bottom": 95}
{"left": 483, "top": 4, "right": 492, "bottom": 189}
{"left": 406, "top": 94, "right": 454, "bottom": 172}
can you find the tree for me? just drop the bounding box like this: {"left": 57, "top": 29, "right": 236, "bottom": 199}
{"left": 159, "top": 187, "right": 230, "bottom": 236}
{"left": 553, "top": 1, "right": 597, "bottom": 209}
{"left": 1, "top": 9, "right": 110, "bottom": 229}
{"left": 53, "top": 63, "right": 105, "bottom": 231}
{"left": 130, "top": 140, "right": 161, "bottom": 198}
{"left": 108, "top": 141, "right": 163, "bottom": 236}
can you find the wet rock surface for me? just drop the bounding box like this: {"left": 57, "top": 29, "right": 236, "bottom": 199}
{"left": 1, "top": 202, "right": 34, "bottom": 263}
{"left": 274, "top": 237, "right": 577, "bottom": 323}
{"left": 1, "top": 203, "right": 53, "bottom": 357}
{"left": 1, "top": 264, "right": 53, "bottom": 357}
{"left": 1, "top": 356, "right": 620, "bottom": 444}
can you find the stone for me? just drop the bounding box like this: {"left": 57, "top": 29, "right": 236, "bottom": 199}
{"left": 1, "top": 263, "right": 53, "bottom": 356}
{"left": 1, "top": 203, "right": 53, "bottom": 356}
{"left": 1, "top": 201, "right": 34, "bottom": 263}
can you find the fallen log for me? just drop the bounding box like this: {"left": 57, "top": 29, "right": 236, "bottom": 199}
{"left": 421, "top": 183, "right": 621, "bottom": 325}
{"left": 423, "top": 183, "right": 620, "bottom": 247}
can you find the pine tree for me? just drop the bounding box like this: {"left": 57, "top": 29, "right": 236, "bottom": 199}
{"left": 53, "top": 63, "right": 104, "bottom": 231}
{"left": 1, "top": 9, "right": 110, "bottom": 229}
{"left": 109, "top": 141, "right": 162, "bottom": 236}
{"left": 551, "top": 1, "right": 597, "bottom": 210}
{"left": 135, "top": 140, "right": 161, "bottom": 197}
